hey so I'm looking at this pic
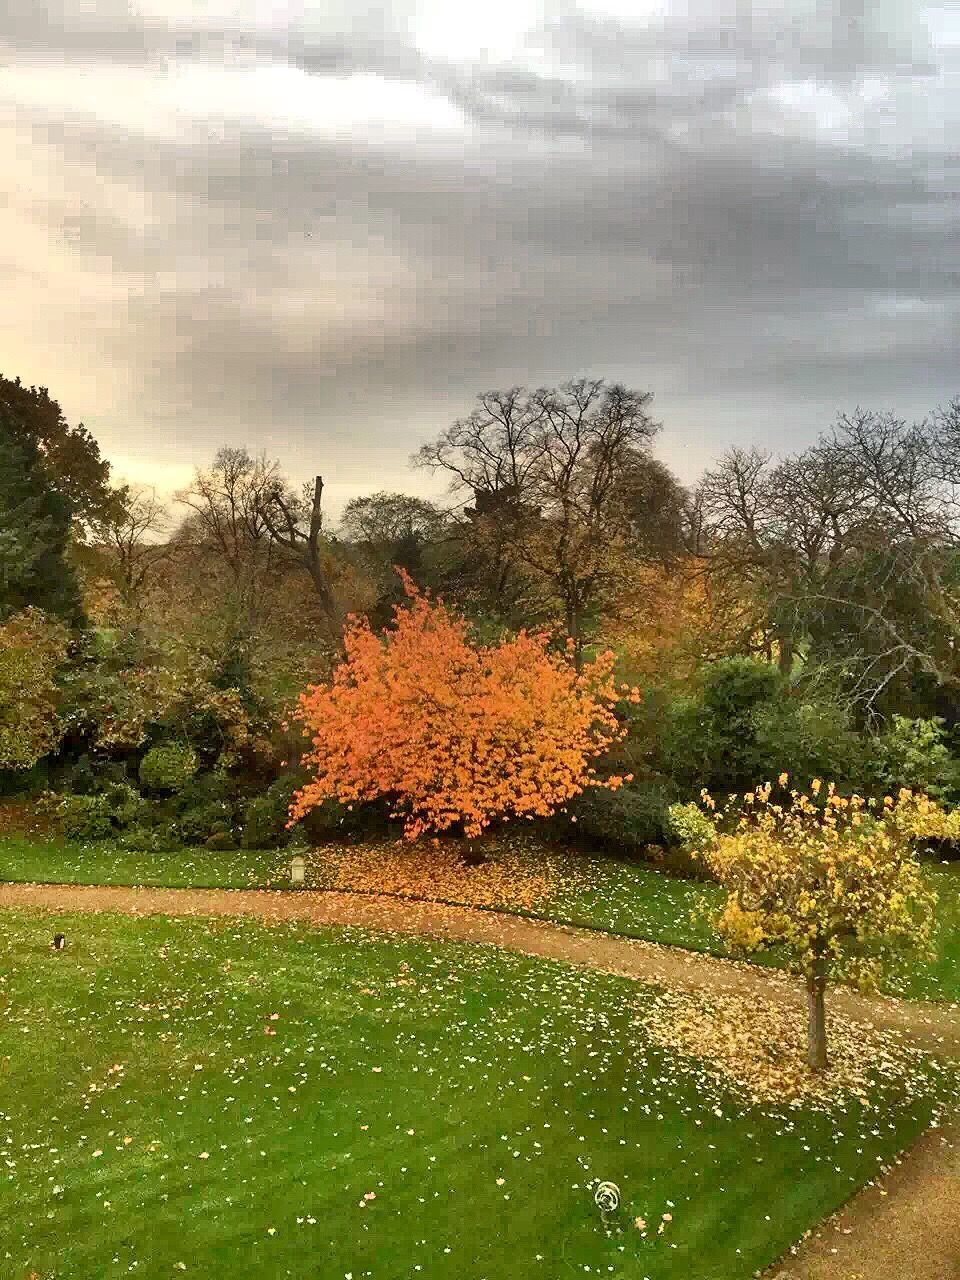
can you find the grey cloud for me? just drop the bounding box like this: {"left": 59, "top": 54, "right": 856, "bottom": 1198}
{"left": 0, "top": 1, "right": 957, "bottom": 499}
{"left": 1, "top": 0, "right": 170, "bottom": 63}
{"left": 543, "top": 1, "right": 938, "bottom": 88}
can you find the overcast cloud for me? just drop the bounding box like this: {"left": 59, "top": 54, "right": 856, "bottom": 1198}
{"left": 1, "top": 1, "right": 957, "bottom": 514}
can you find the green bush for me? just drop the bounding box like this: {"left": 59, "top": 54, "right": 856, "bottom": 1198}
{"left": 0, "top": 758, "right": 50, "bottom": 798}
{"left": 570, "top": 779, "right": 678, "bottom": 854}
{"left": 55, "top": 793, "right": 113, "bottom": 842}
{"left": 64, "top": 754, "right": 99, "bottom": 796}
{"left": 868, "top": 715, "right": 960, "bottom": 801}
{"left": 654, "top": 657, "right": 868, "bottom": 794}
{"left": 753, "top": 696, "right": 866, "bottom": 791}
{"left": 300, "top": 795, "right": 391, "bottom": 842}
{"left": 118, "top": 824, "right": 178, "bottom": 853}
{"left": 700, "top": 654, "right": 782, "bottom": 724}
{"left": 666, "top": 801, "right": 714, "bottom": 853}
{"left": 660, "top": 657, "right": 785, "bottom": 791}
{"left": 175, "top": 801, "right": 234, "bottom": 846}
{"left": 204, "top": 830, "right": 237, "bottom": 851}
{"left": 103, "top": 782, "right": 147, "bottom": 829}
{"left": 241, "top": 778, "right": 296, "bottom": 849}
{"left": 177, "top": 770, "right": 237, "bottom": 810}
{"left": 139, "top": 742, "right": 198, "bottom": 794}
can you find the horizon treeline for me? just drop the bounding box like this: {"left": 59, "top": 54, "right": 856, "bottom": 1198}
{"left": 5, "top": 368, "right": 960, "bottom": 855}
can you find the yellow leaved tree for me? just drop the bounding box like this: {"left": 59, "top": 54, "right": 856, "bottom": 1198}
{"left": 671, "top": 779, "right": 955, "bottom": 1069}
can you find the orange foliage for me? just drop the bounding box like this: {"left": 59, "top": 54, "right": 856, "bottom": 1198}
{"left": 291, "top": 574, "right": 630, "bottom": 839}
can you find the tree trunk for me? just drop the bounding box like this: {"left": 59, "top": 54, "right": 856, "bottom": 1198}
{"left": 777, "top": 635, "right": 794, "bottom": 676}
{"left": 805, "top": 966, "right": 828, "bottom": 1070}
{"left": 566, "top": 604, "right": 583, "bottom": 673}
{"left": 462, "top": 843, "right": 487, "bottom": 868}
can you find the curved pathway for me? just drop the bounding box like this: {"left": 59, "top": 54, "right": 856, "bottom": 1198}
{"left": 2, "top": 879, "right": 958, "bottom": 1050}
{"left": 1, "top": 879, "right": 958, "bottom": 1279}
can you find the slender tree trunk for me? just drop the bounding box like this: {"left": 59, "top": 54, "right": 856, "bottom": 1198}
{"left": 778, "top": 635, "right": 794, "bottom": 676}
{"left": 462, "top": 842, "right": 487, "bottom": 867}
{"left": 805, "top": 964, "right": 828, "bottom": 1070}
{"left": 566, "top": 603, "right": 583, "bottom": 673}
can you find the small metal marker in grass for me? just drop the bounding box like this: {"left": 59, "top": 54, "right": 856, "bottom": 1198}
{"left": 290, "top": 854, "right": 306, "bottom": 887}
{"left": 593, "top": 1180, "right": 622, "bottom": 1239}
{"left": 594, "top": 1181, "right": 620, "bottom": 1214}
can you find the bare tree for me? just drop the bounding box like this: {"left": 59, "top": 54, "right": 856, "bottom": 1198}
{"left": 832, "top": 408, "right": 946, "bottom": 540}
{"left": 175, "top": 449, "right": 346, "bottom": 643}
{"left": 697, "top": 403, "right": 960, "bottom": 705}
{"left": 802, "top": 408, "right": 960, "bottom": 704}
{"left": 258, "top": 474, "right": 339, "bottom": 626}
{"left": 174, "top": 448, "right": 288, "bottom": 633}
{"left": 94, "top": 485, "right": 170, "bottom": 614}
{"left": 415, "top": 378, "right": 662, "bottom": 663}
{"left": 176, "top": 449, "right": 277, "bottom": 568}
{"left": 930, "top": 397, "right": 960, "bottom": 498}
{"left": 693, "top": 448, "right": 783, "bottom": 661}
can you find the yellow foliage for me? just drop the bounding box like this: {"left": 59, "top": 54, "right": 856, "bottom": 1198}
{"left": 688, "top": 778, "right": 941, "bottom": 986}
{"left": 603, "top": 559, "right": 757, "bottom": 681}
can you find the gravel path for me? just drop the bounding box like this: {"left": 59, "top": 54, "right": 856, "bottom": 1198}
{"left": 765, "top": 1126, "right": 960, "bottom": 1280}
{"left": 2, "top": 880, "right": 958, "bottom": 1050}
{"left": 2, "top": 879, "right": 958, "bottom": 1278}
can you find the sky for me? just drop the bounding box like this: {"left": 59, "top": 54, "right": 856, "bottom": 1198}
{"left": 1, "top": 1, "right": 958, "bottom": 517}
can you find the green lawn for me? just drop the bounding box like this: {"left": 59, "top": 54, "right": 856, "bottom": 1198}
{"left": 0, "top": 833, "right": 293, "bottom": 890}
{"left": 2, "top": 831, "right": 959, "bottom": 1001}
{"left": 0, "top": 909, "right": 954, "bottom": 1280}
{"left": 892, "top": 861, "right": 960, "bottom": 1001}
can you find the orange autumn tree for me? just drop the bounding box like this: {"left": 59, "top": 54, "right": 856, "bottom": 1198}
{"left": 290, "top": 574, "right": 631, "bottom": 840}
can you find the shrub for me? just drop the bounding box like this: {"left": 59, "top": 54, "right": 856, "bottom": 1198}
{"left": 868, "top": 715, "right": 959, "bottom": 801}
{"left": 59, "top": 655, "right": 172, "bottom": 755}
{"left": 753, "top": 697, "right": 866, "bottom": 792}
{"left": 204, "top": 830, "right": 237, "bottom": 851}
{"left": 655, "top": 657, "right": 784, "bottom": 792}
{"left": 139, "top": 742, "right": 198, "bottom": 794}
{"left": 650, "top": 694, "right": 715, "bottom": 789}
{"left": 62, "top": 754, "right": 99, "bottom": 795}
{"left": 175, "top": 801, "right": 234, "bottom": 846}
{"left": 177, "top": 770, "right": 237, "bottom": 810}
{"left": 118, "top": 824, "right": 176, "bottom": 853}
{"left": 103, "top": 782, "right": 146, "bottom": 829}
{"left": 666, "top": 801, "right": 714, "bottom": 853}
{"left": 570, "top": 779, "right": 677, "bottom": 854}
{"left": 0, "top": 758, "right": 50, "bottom": 799}
{"left": 241, "top": 778, "right": 297, "bottom": 849}
{"left": 55, "top": 793, "right": 113, "bottom": 842}
{"left": 0, "top": 609, "right": 69, "bottom": 771}
{"left": 655, "top": 658, "right": 868, "bottom": 794}
{"left": 299, "top": 795, "right": 390, "bottom": 843}
{"left": 94, "top": 760, "right": 131, "bottom": 787}
{"left": 700, "top": 654, "right": 782, "bottom": 724}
